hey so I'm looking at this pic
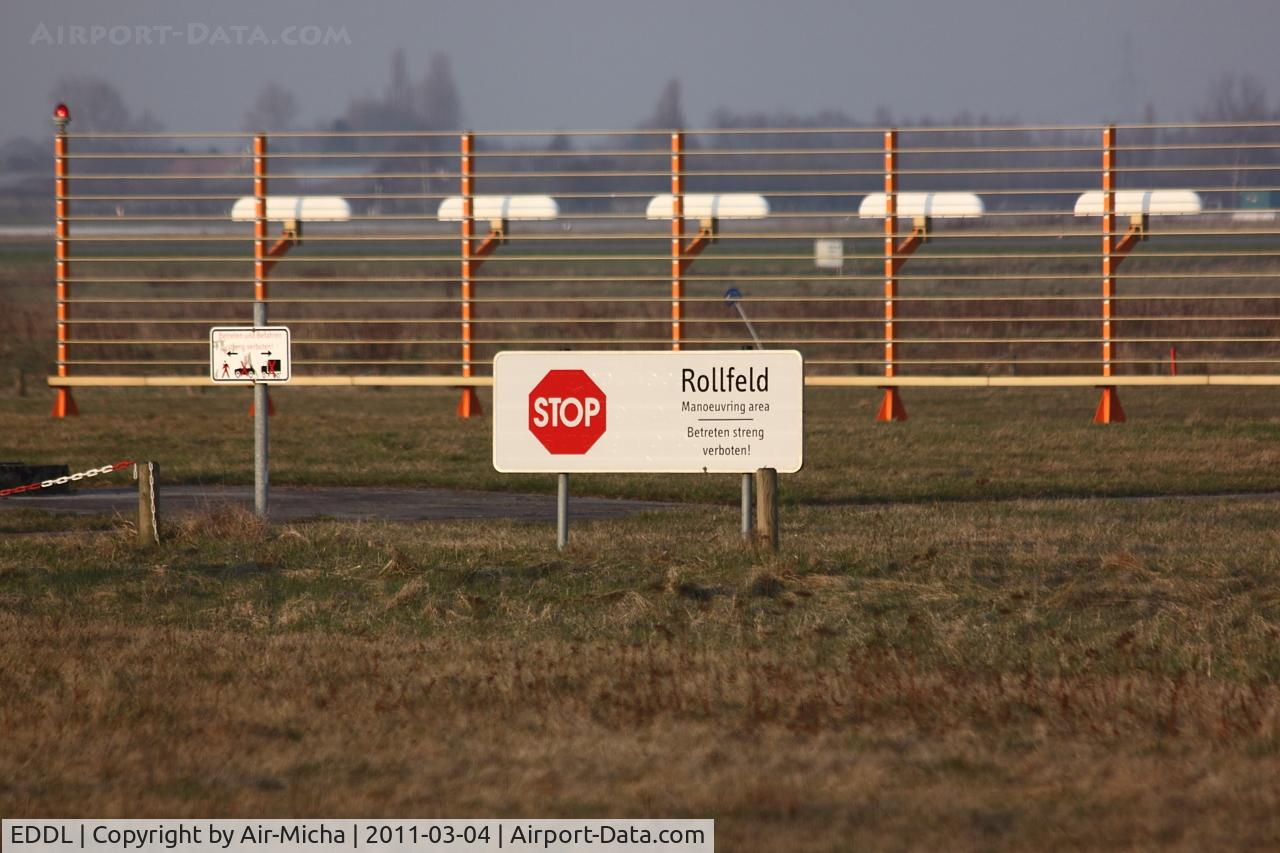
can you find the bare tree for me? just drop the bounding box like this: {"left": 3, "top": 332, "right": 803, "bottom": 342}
{"left": 50, "top": 75, "right": 162, "bottom": 132}
{"left": 639, "top": 79, "right": 686, "bottom": 130}
{"left": 1195, "top": 74, "right": 1277, "bottom": 196}
{"left": 419, "top": 53, "right": 462, "bottom": 130}
{"left": 242, "top": 82, "right": 300, "bottom": 132}
{"left": 1, "top": 137, "right": 44, "bottom": 171}
{"left": 1196, "top": 73, "right": 1272, "bottom": 123}
{"left": 339, "top": 50, "right": 462, "bottom": 153}
{"left": 387, "top": 48, "right": 415, "bottom": 119}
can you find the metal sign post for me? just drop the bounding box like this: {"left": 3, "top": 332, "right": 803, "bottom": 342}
{"left": 210, "top": 326, "right": 291, "bottom": 517}
{"left": 557, "top": 473, "right": 569, "bottom": 551}
{"left": 254, "top": 381, "right": 267, "bottom": 515}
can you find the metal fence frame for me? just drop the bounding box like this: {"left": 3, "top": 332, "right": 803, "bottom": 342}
{"left": 47, "top": 110, "right": 1280, "bottom": 422}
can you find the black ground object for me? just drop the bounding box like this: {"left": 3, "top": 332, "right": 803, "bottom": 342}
{"left": 0, "top": 463, "right": 72, "bottom": 495}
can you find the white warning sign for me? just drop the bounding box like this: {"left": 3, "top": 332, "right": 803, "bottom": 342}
{"left": 493, "top": 350, "right": 804, "bottom": 474}
{"left": 209, "top": 327, "right": 291, "bottom": 383}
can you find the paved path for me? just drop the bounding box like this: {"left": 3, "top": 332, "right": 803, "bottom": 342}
{"left": 2, "top": 485, "right": 674, "bottom": 523}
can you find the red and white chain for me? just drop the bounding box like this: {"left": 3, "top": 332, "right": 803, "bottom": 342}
{"left": 0, "top": 460, "right": 136, "bottom": 497}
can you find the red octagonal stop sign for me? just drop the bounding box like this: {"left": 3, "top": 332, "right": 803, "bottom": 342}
{"left": 528, "top": 369, "right": 607, "bottom": 454}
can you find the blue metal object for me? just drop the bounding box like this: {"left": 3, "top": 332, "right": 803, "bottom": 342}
{"left": 724, "top": 287, "right": 762, "bottom": 350}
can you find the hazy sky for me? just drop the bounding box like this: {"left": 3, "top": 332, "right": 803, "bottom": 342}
{"left": 4, "top": 0, "right": 1280, "bottom": 139}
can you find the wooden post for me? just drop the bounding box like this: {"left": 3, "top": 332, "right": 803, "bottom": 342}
{"left": 136, "top": 461, "right": 159, "bottom": 546}
{"left": 754, "top": 467, "right": 778, "bottom": 552}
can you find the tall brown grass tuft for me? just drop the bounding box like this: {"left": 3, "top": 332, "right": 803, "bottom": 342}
{"left": 171, "top": 503, "right": 271, "bottom": 544}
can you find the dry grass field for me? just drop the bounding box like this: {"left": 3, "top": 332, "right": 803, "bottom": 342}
{"left": 5, "top": 243, "right": 1280, "bottom": 849}
{"left": 4, "top": 383, "right": 1280, "bottom": 850}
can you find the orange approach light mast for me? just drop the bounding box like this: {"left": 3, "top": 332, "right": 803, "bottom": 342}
{"left": 52, "top": 104, "right": 77, "bottom": 417}
{"left": 871, "top": 132, "right": 987, "bottom": 421}
{"left": 450, "top": 133, "right": 559, "bottom": 417}
{"left": 667, "top": 132, "right": 769, "bottom": 352}
{"left": 458, "top": 131, "right": 483, "bottom": 418}
{"left": 670, "top": 132, "right": 719, "bottom": 351}
{"left": 1096, "top": 124, "right": 1141, "bottom": 424}
{"left": 238, "top": 143, "right": 352, "bottom": 417}
{"left": 878, "top": 129, "right": 924, "bottom": 422}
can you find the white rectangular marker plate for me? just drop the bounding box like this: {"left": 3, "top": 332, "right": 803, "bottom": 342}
{"left": 210, "top": 327, "right": 291, "bottom": 383}
{"left": 493, "top": 350, "right": 803, "bottom": 473}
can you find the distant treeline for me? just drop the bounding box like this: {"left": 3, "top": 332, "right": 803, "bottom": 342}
{"left": 2, "top": 63, "right": 1277, "bottom": 221}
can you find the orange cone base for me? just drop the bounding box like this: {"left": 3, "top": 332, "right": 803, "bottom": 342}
{"left": 1093, "top": 386, "right": 1126, "bottom": 424}
{"left": 457, "top": 387, "right": 483, "bottom": 418}
{"left": 248, "top": 389, "right": 277, "bottom": 417}
{"left": 876, "top": 387, "right": 908, "bottom": 422}
{"left": 51, "top": 388, "right": 78, "bottom": 418}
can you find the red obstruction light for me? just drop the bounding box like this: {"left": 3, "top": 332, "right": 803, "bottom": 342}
{"left": 53, "top": 103, "right": 69, "bottom": 123}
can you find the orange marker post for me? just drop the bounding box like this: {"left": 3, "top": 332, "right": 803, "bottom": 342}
{"left": 667, "top": 131, "right": 722, "bottom": 350}
{"left": 670, "top": 131, "right": 685, "bottom": 352}
{"left": 878, "top": 129, "right": 909, "bottom": 422}
{"left": 1095, "top": 125, "right": 1126, "bottom": 423}
{"left": 52, "top": 104, "right": 78, "bottom": 417}
{"left": 457, "top": 131, "right": 483, "bottom": 418}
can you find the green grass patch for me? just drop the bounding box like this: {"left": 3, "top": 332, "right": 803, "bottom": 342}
{"left": 4, "top": 385, "right": 1280, "bottom": 505}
